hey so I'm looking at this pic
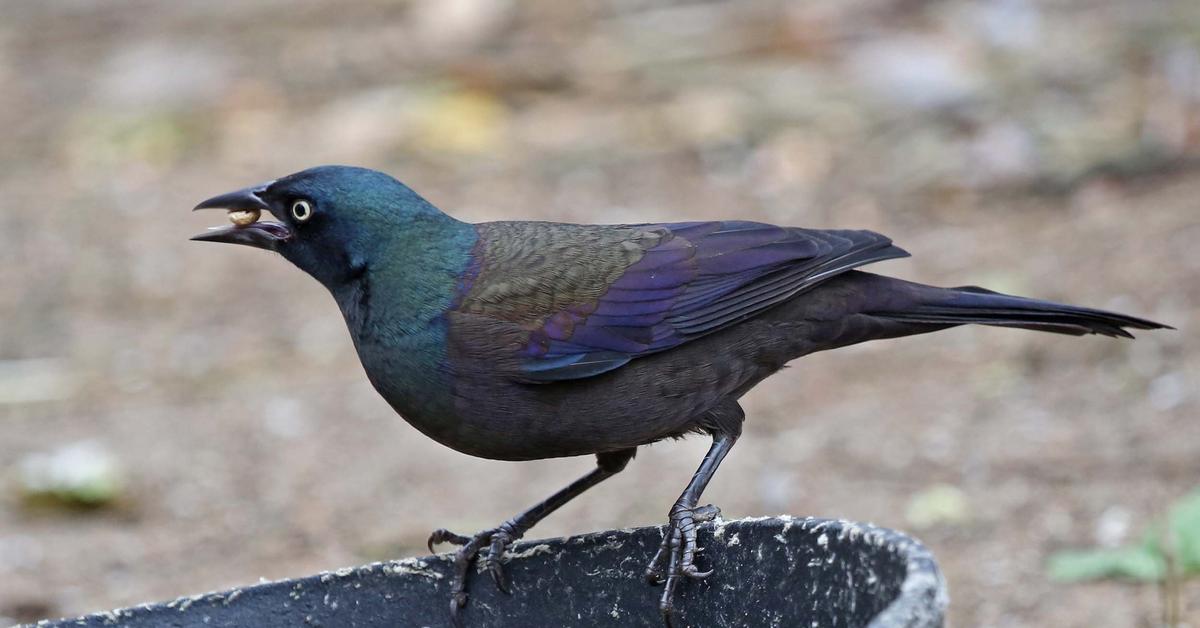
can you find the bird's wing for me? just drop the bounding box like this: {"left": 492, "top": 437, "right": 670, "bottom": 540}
{"left": 455, "top": 220, "right": 908, "bottom": 382}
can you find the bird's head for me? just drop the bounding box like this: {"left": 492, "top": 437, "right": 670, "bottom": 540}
{"left": 193, "top": 165, "right": 453, "bottom": 288}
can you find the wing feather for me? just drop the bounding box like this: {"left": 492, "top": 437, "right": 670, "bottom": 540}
{"left": 460, "top": 220, "right": 909, "bottom": 382}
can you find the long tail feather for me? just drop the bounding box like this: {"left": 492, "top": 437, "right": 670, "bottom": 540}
{"left": 874, "top": 284, "right": 1171, "bottom": 338}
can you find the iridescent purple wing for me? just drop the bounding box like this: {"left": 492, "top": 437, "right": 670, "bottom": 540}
{"left": 519, "top": 221, "right": 908, "bottom": 381}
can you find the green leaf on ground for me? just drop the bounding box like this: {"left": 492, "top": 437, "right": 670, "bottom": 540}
{"left": 1048, "top": 489, "right": 1200, "bottom": 583}
{"left": 1048, "top": 546, "right": 1165, "bottom": 582}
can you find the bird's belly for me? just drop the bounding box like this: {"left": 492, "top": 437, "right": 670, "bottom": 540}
{"left": 440, "top": 336, "right": 786, "bottom": 460}
{"left": 442, "top": 379, "right": 706, "bottom": 461}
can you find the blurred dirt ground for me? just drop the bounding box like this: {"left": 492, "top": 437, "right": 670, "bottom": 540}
{"left": 1, "top": 1, "right": 1198, "bottom": 626}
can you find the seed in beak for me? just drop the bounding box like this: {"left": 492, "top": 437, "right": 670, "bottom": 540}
{"left": 228, "top": 209, "right": 261, "bottom": 227}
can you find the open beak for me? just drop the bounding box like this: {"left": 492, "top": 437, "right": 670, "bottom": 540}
{"left": 191, "top": 182, "right": 291, "bottom": 251}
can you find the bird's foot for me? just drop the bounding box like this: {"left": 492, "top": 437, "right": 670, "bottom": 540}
{"left": 427, "top": 521, "right": 523, "bottom": 626}
{"left": 644, "top": 503, "right": 722, "bottom": 626}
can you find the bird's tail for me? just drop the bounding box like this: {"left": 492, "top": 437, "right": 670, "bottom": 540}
{"left": 869, "top": 282, "right": 1169, "bottom": 338}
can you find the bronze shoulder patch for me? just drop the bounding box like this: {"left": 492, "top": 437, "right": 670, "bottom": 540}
{"left": 458, "top": 222, "right": 665, "bottom": 324}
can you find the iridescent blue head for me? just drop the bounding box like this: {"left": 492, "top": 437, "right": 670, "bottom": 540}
{"left": 193, "top": 165, "right": 460, "bottom": 289}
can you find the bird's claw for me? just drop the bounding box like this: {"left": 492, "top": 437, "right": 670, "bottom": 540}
{"left": 427, "top": 522, "right": 523, "bottom": 625}
{"left": 644, "top": 503, "right": 722, "bottom": 625}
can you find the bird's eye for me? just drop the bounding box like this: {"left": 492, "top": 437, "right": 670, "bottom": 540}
{"left": 291, "top": 199, "right": 313, "bottom": 222}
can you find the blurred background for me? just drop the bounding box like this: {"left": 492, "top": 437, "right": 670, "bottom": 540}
{"left": 1, "top": 0, "right": 1198, "bottom": 625}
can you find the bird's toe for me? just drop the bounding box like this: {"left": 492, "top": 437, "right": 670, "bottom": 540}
{"left": 683, "top": 564, "right": 713, "bottom": 579}
{"left": 449, "top": 598, "right": 467, "bottom": 628}
{"left": 644, "top": 531, "right": 673, "bottom": 584}
{"left": 692, "top": 503, "right": 721, "bottom": 522}
{"left": 644, "top": 563, "right": 666, "bottom": 585}
{"left": 484, "top": 532, "right": 514, "bottom": 594}
{"left": 427, "top": 528, "right": 472, "bottom": 553}
{"left": 658, "top": 587, "right": 680, "bottom": 628}
{"left": 487, "top": 561, "right": 510, "bottom": 594}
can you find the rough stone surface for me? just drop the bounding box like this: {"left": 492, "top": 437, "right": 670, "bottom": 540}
{"left": 26, "top": 517, "right": 946, "bottom": 628}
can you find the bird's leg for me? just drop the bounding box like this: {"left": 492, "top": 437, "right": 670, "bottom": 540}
{"left": 428, "top": 448, "right": 635, "bottom": 625}
{"left": 645, "top": 402, "right": 742, "bottom": 626}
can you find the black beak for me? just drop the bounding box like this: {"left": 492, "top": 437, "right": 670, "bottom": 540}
{"left": 194, "top": 183, "right": 272, "bottom": 212}
{"left": 191, "top": 182, "right": 291, "bottom": 251}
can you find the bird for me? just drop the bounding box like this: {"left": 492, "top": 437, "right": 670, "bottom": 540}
{"left": 192, "top": 165, "right": 1169, "bottom": 626}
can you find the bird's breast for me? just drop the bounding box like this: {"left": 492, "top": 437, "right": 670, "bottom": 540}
{"left": 350, "top": 320, "right": 469, "bottom": 443}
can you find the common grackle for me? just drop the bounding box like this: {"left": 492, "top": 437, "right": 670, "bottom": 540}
{"left": 193, "top": 165, "right": 1168, "bottom": 626}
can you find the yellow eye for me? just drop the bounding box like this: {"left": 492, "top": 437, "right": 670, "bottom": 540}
{"left": 291, "top": 199, "right": 313, "bottom": 222}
